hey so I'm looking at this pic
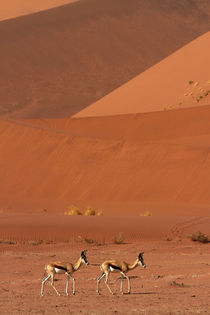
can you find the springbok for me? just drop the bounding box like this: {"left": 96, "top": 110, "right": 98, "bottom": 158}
{"left": 41, "top": 250, "right": 89, "bottom": 296}
{"left": 97, "top": 252, "right": 146, "bottom": 295}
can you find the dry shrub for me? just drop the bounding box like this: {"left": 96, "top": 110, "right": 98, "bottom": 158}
{"left": 64, "top": 205, "right": 104, "bottom": 216}
{"left": 0, "top": 239, "right": 16, "bottom": 245}
{"left": 114, "top": 233, "right": 125, "bottom": 244}
{"left": 45, "top": 240, "right": 56, "bottom": 245}
{"left": 97, "top": 210, "right": 103, "bottom": 216}
{"left": 65, "top": 205, "right": 83, "bottom": 216}
{"left": 169, "top": 281, "right": 185, "bottom": 287}
{"left": 63, "top": 239, "right": 70, "bottom": 243}
{"left": 85, "top": 206, "right": 96, "bottom": 216}
{"left": 28, "top": 240, "right": 43, "bottom": 246}
{"left": 140, "top": 211, "right": 151, "bottom": 217}
{"left": 190, "top": 231, "right": 210, "bottom": 243}
{"left": 84, "top": 238, "right": 96, "bottom": 244}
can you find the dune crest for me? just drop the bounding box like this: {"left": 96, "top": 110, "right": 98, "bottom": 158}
{"left": 0, "top": 0, "right": 79, "bottom": 21}
{"left": 0, "top": 0, "right": 209, "bottom": 119}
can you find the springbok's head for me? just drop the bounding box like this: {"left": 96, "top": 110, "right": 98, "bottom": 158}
{"left": 81, "top": 250, "right": 89, "bottom": 265}
{"left": 138, "top": 252, "right": 146, "bottom": 268}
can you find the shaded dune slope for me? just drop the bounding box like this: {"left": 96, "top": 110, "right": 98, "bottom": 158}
{"left": 75, "top": 32, "right": 210, "bottom": 117}
{"left": 0, "top": 0, "right": 210, "bottom": 119}
{"left": 1, "top": 105, "right": 210, "bottom": 215}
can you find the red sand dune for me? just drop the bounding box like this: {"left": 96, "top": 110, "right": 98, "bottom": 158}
{"left": 0, "top": 0, "right": 78, "bottom": 21}
{"left": 75, "top": 32, "right": 210, "bottom": 117}
{"left": 1, "top": 3, "right": 210, "bottom": 314}
{"left": 1, "top": 105, "right": 210, "bottom": 215}
{"left": 0, "top": 0, "right": 210, "bottom": 118}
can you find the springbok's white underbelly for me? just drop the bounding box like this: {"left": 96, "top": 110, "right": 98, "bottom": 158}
{"left": 110, "top": 266, "right": 119, "bottom": 272}
{"left": 55, "top": 268, "right": 66, "bottom": 274}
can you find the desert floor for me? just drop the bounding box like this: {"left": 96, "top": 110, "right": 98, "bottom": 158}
{"left": 0, "top": 214, "right": 210, "bottom": 314}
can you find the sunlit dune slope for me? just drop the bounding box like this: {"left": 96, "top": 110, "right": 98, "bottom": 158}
{"left": 1, "top": 105, "right": 210, "bottom": 215}
{"left": 0, "top": 0, "right": 210, "bottom": 118}
{"left": 0, "top": 0, "right": 78, "bottom": 21}
{"left": 75, "top": 32, "right": 210, "bottom": 117}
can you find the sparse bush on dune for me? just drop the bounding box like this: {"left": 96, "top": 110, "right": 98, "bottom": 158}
{"left": 190, "top": 231, "right": 210, "bottom": 243}
{"left": 65, "top": 205, "right": 83, "bottom": 216}
{"left": 84, "top": 206, "right": 96, "bottom": 216}
{"left": 140, "top": 211, "right": 151, "bottom": 217}
{"left": 64, "top": 204, "right": 104, "bottom": 216}
{"left": 97, "top": 209, "right": 103, "bottom": 216}
{"left": 165, "top": 79, "right": 210, "bottom": 112}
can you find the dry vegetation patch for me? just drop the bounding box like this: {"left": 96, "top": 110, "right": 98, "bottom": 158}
{"left": 113, "top": 232, "right": 125, "bottom": 244}
{"left": 85, "top": 206, "right": 96, "bottom": 216}
{"left": 140, "top": 211, "right": 151, "bottom": 217}
{"left": 65, "top": 205, "right": 83, "bottom": 216}
{"left": 64, "top": 205, "right": 103, "bottom": 216}
{"left": 169, "top": 281, "right": 186, "bottom": 287}
{"left": 190, "top": 231, "right": 210, "bottom": 243}
{"left": 0, "top": 239, "right": 16, "bottom": 245}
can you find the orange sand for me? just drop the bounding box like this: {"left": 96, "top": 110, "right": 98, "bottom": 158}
{"left": 75, "top": 32, "right": 210, "bottom": 117}
{"left": 1, "top": 105, "right": 210, "bottom": 214}
{"left": 0, "top": 3, "right": 210, "bottom": 312}
{"left": 0, "top": 1, "right": 209, "bottom": 119}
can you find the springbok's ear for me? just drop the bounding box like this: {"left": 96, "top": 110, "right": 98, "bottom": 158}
{"left": 81, "top": 250, "right": 87, "bottom": 255}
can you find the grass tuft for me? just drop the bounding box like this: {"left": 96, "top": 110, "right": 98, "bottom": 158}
{"left": 190, "top": 231, "right": 210, "bottom": 243}
{"left": 65, "top": 205, "right": 83, "bottom": 216}
{"left": 28, "top": 240, "right": 43, "bottom": 246}
{"left": 0, "top": 239, "right": 16, "bottom": 245}
{"left": 114, "top": 233, "right": 125, "bottom": 244}
{"left": 97, "top": 209, "right": 103, "bottom": 216}
{"left": 140, "top": 211, "right": 151, "bottom": 217}
{"left": 85, "top": 206, "right": 96, "bottom": 216}
{"left": 169, "top": 281, "right": 185, "bottom": 287}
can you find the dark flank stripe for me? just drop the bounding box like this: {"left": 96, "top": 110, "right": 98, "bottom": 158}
{"left": 109, "top": 264, "right": 122, "bottom": 271}
{"left": 54, "top": 265, "right": 68, "bottom": 272}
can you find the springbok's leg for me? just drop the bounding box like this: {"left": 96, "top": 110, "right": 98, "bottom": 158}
{"left": 51, "top": 273, "right": 61, "bottom": 296}
{"left": 105, "top": 271, "right": 114, "bottom": 295}
{"left": 41, "top": 274, "right": 50, "bottom": 296}
{"left": 65, "top": 274, "right": 75, "bottom": 296}
{"left": 72, "top": 277, "right": 76, "bottom": 295}
{"left": 66, "top": 274, "right": 70, "bottom": 296}
{"left": 125, "top": 274, "right": 131, "bottom": 294}
{"left": 97, "top": 272, "right": 105, "bottom": 294}
{"left": 120, "top": 273, "right": 124, "bottom": 294}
